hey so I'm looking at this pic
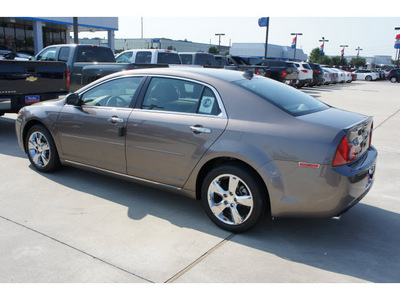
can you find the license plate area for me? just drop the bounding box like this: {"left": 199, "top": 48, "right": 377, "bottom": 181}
{"left": 25, "top": 95, "right": 40, "bottom": 104}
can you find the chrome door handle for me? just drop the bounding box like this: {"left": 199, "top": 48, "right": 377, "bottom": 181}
{"left": 108, "top": 116, "right": 124, "bottom": 124}
{"left": 190, "top": 125, "right": 211, "bottom": 134}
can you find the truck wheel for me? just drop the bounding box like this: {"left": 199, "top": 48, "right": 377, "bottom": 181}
{"left": 201, "top": 164, "right": 265, "bottom": 233}
{"left": 25, "top": 125, "right": 61, "bottom": 172}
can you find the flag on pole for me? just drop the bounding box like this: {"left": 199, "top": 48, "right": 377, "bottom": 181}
{"left": 258, "top": 17, "right": 269, "bottom": 27}
{"left": 291, "top": 37, "right": 296, "bottom": 49}
{"left": 357, "top": 50, "right": 360, "bottom": 59}
{"left": 395, "top": 34, "right": 400, "bottom": 49}
{"left": 341, "top": 48, "right": 344, "bottom": 58}
{"left": 319, "top": 43, "right": 324, "bottom": 54}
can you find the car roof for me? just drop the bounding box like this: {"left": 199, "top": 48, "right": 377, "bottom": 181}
{"left": 115, "top": 67, "right": 251, "bottom": 82}
{"left": 75, "top": 67, "right": 254, "bottom": 94}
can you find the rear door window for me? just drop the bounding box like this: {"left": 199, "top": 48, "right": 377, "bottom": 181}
{"left": 142, "top": 77, "right": 220, "bottom": 115}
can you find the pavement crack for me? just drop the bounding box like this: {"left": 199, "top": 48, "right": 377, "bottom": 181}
{"left": 165, "top": 233, "right": 235, "bottom": 283}
{"left": 374, "top": 107, "right": 400, "bottom": 130}
{"left": 0, "top": 215, "right": 153, "bottom": 283}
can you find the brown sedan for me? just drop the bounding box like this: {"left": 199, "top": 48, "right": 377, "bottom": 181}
{"left": 16, "top": 68, "right": 377, "bottom": 232}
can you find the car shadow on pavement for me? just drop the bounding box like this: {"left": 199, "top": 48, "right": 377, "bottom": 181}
{"left": 32, "top": 163, "right": 400, "bottom": 283}
{"left": 241, "top": 204, "right": 400, "bottom": 282}
{"left": 0, "top": 117, "right": 26, "bottom": 159}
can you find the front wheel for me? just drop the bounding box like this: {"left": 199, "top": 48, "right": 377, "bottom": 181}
{"left": 390, "top": 77, "right": 397, "bottom": 83}
{"left": 201, "top": 164, "right": 266, "bottom": 233}
{"left": 25, "top": 125, "right": 61, "bottom": 172}
{"left": 365, "top": 75, "right": 372, "bottom": 81}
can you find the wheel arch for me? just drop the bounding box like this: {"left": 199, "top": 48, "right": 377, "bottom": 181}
{"left": 22, "top": 119, "right": 52, "bottom": 152}
{"left": 194, "top": 156, "right": 271, "bottom": 214}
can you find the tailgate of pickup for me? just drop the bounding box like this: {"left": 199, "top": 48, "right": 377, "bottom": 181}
{"left": 0, "top": 60, "right": 68, "bottom": 96}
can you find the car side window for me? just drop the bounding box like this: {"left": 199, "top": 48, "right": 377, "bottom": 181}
{"left": 36, "top": 47, "right": 57, "bottom": 61}
{"left": 135, "top": 51, "right": 152, "bottom": 63}
{"left": 116, "top": 52, "right": 133, "bottom": 63}
{"left": 80, "top": 77, "right": 143, "bottom": 108}
{"left": 58, "top": 47, "right": 70, "bottom": 62}
{"left": 142, "top": 77, "right": 220, "bottom": 115}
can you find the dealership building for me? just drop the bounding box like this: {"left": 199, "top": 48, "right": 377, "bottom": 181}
{"left": 79, "top": 37, "right": 230, "bottom": 55}
{"left": 0, "top": 17, "right": 118, "bottom": 55}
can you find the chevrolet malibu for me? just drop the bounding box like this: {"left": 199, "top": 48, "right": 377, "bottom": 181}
{"left": 15, "top": 68, "right": 377, "bottom": 233}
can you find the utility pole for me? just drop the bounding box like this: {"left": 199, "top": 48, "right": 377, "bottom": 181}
{"left": 319, "top": 36, "right": 329, "bottom": 54}
{"left": 215, "top": 33, "right": 225, "bottom": 54}
{"left": 291, "top": 33, "right": 302, "bottom": 61}
{"left": 73, "top": 17, "right": 79, "bottom": 44}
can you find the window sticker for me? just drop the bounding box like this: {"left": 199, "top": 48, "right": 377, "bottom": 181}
{"left": 199, "top": 96, "right": 215, "bottom": 114}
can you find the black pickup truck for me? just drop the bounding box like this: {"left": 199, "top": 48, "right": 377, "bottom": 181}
{"left": 0, "top": 60, "right": 69, "bottom": 115}
{"left": 214, "top": 55, "right": 271, "bottom": 77}
{"left": 33, "top": 44, "right": 168, "bottom": 92}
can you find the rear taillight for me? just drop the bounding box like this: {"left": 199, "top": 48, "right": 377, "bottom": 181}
{"left": 332, "top": 135, "right": 356, "bottom": 167}
{"left": 255, "top": 68, "right": 259, "bottom": 75}
{"left": 65, "top": 68, "right": 70, "bottom": 89}
{"left": 301, "top": 70, "right": 308, "bottom": 73}
{"left": 281, "top": 70, "right": 287, "bottom": 78}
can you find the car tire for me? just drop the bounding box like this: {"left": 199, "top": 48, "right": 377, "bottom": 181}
{"left": 365, "top": 75, "right": 372, "bottom": 81}
{"left": 390, "top": 77, "right": 397, "bottom": 83}
{"left": 201, "top": 163, "right": 266, "bottom": 233}
{"left": 25, "top": 124, "right": 61, "bottom": 173}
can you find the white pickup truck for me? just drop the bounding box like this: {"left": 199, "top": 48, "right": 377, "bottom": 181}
{"left": 115, "top": 49, "right": 182, "bottom": 64}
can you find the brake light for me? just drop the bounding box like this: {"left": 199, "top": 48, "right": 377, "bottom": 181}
{"left": 314, "top": 70, "right": 320, "bottom": 73}
{"left": 332, "top": 135, "right": 355, "bottom": 167}
{"left": 255, "top": 68, "right": 259, "bottom": 75}
{"left": 301, "top": 70, "right": 308, "bottom": 73}
{"left": 65, "top": 68, "right": 70, "bottom": 89}
{"left": 281, "top": 70, "right": 287, "bottom": 78}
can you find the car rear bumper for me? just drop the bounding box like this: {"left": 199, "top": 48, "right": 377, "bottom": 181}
{"left": 261, "top": 146, "right": 378, "bottom": 218}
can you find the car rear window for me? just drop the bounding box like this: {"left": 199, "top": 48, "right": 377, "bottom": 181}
{"left": 76, "top": 46, "right": 115, "bottom": 62}
{"left": 157, "top": 52, "right": 181, "bottom": 64}
{"left": 233, "top": 77, "right": 329, "bottom": 116}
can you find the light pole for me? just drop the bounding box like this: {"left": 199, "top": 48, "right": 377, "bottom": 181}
{"left": 215, "top": 33, "right": 225, "bottom": 54}
{"left": 319, "top": 36, "right": 329, "bottom": 54}
{"left": 291, "top": 33, "right": 302, "bottom": 61}
{"left": 340, "top": 44, "right": 348, "bottom": 65}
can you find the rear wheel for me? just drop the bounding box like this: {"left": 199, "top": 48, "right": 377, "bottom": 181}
{"left": 25, "top": 125, "right": 61, "bottom": 172}
{"left": 201, "top": 164, "right": 266, "bottom": 233}
{"left": 365, "top": 75, "right": 372, "bottom": 81}
{"left": 390, "top": 77, "right": 397, "bottom": 83}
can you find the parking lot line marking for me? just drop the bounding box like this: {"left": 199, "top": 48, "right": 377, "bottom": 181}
{"left": 0, "top": 215, "right": 154, "bottom": 283}
{"left": 165, "top": 233, "right": 235, "bottom": 283}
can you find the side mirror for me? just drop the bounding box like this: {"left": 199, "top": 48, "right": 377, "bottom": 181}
{"left": 65, "top": 93, "right": 82, "bottom": 106}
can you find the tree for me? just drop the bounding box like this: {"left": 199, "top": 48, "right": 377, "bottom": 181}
{"left": 308, "top": 47, "right": 331, "bottom": 65}
{"left": 350, "top": 57, "right": 367, "bottom": 68}
{"left": 209, "top": 46, "right": 218, "bottom": 54}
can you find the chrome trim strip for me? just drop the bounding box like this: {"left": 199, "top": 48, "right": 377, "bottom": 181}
{"left": 63, "top": 160, "right": 182, "bottom": 191}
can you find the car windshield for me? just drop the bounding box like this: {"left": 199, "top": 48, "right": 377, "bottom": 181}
{"left": 233, "top": 77, "right": 329, "bottom": 116}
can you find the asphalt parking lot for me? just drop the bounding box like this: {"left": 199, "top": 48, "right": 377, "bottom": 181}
{"left": 0, "top": 80, "right": 399, "bottom": 284}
